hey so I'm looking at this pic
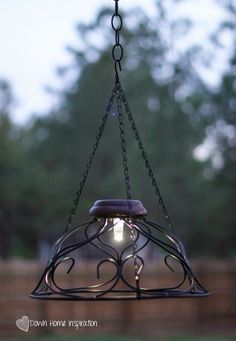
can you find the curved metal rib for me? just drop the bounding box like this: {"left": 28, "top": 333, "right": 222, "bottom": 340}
{"left": 31, "top": 216, "right": 209, "bottom": 300}
{"left": 85, "top": 219, "right": 120, "bottom": 261}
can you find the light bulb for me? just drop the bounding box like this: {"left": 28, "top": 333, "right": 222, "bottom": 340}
{"left": 113, "top": 218, "right": 124, "bottom": 242}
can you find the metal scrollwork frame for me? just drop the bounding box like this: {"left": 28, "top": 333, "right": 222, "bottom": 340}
{"left": 30, "top": 0, "right": 209, "bottom": 301}
{"left": 30, "top": 217, "right": 209, "bottom": 300}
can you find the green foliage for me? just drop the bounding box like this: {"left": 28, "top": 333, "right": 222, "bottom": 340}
{"left": 195, "top": 54, "right": 236, "bottom": 257}
{"left": 0, "top": 81, "right": 26, "bottom": 258}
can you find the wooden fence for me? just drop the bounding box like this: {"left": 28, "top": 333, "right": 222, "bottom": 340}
{"left": 0, "top": 260, "right": 236, "bottom": 338}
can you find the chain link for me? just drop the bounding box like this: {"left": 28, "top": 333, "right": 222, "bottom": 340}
{"left": 64, "top": 85, "right": 118, "bottom": 232}
{"left": 118, "top": 86, "right": 174, "bottom": 232}
{"left": 112, "top": 0, "right": 123, "bottom": 83}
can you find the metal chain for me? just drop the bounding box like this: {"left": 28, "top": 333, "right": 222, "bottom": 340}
{"left": 64, "top": 85, "right": 117, "bottom": 232}
{"left": 116, "top": 87, "right": 132, "bottom": 205}
{"left": 64, "top": 1, "right": 123, "bottom": 232}
{"left": 118, "top": 86, "right": 174, "bottom": 233}
{"left": 64, "top": 0, "right": 173, "bottom": 236}
{"left": 112, "top": 0, "right": 123, "bottom": 83}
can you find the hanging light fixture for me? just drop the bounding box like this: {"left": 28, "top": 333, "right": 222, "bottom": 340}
{"left": 30, "top": 0, "right": 209, "bottom": 300}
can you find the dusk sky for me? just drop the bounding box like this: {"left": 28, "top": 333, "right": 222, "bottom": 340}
{"left": 0, "top": 0, "right": 231, "bottom": 124}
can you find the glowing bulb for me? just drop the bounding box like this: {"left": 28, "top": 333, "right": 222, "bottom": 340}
{"left": 113, "top": 218, "right": 124, "bottom": 242}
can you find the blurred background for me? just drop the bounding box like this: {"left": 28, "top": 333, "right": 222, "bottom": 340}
{"left": 0, "top": 0, "right": 235, "bottom": 340}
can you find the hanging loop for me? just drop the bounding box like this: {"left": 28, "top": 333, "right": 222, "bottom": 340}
{"left": 114, "top": 60, "right": 122, "bottom": 74}
{"left": 111, "top": 14, "right": 123, "bottom": 31}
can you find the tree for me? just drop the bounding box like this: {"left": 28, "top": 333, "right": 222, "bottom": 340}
{"left": 199, "top": 53, "right": 236, "bottom": 256}
{"left": 187, "top": 0, "right": 236, "bottom": 256}
{"left": 0, "top": 80, "right": 22, "bottom": 258}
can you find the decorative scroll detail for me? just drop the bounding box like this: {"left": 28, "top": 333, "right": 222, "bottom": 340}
{"left": 30, "top": 217, "right": 209, "bottom": 300}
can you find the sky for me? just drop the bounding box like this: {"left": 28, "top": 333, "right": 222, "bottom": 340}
{"left": 0, "top": 0, "right": 231, "bottom": 124}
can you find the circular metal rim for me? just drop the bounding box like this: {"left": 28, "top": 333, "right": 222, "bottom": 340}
{"left": 30, "top": 291, "right": 210, "bottom": 301}
{"left": 89, "top": 199, "right": 148, "bottom": 218}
